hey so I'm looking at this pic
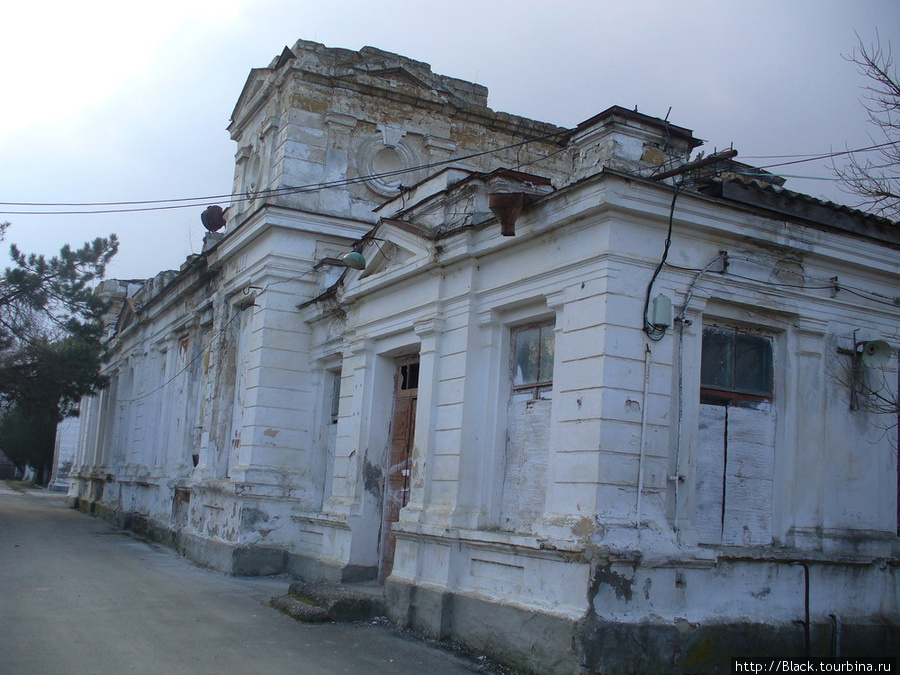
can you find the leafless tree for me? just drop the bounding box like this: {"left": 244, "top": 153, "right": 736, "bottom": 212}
{"left": 833, "top": 34, "right": 900, "bottom": 221}
{"left": 829, "top": 341, "right": 899, "bottom": 450}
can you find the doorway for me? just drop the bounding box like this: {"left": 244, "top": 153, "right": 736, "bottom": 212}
{"left": 378, "top": 356, "right": 419, "bottom": 583}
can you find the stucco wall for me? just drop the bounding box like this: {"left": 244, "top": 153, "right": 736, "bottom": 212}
{"left": 67, "top": 40, "right": 899, "bottom": 674}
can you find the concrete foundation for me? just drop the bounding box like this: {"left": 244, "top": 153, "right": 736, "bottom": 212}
{"left": 386, "top": 577, "right": 899, "bottom": 675}
{"left": 385, "top": 578, "right": 580, "bottom": 675}
{"left": 68, "top": 495, "right": 373, "bottom": 580}
{"left": 68, "top": 493, "right": 900, "bottom": 673}
{"left": 579, "top": 618, "right": 899, "bottom": 674}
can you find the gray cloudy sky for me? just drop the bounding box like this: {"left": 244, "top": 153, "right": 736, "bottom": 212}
{"left": 1, "top": 0, "right": 897, "bottom": 279}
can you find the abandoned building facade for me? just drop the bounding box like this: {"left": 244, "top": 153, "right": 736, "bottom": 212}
{"left": 66, "top": 41, "right": 899, "bottom": 673}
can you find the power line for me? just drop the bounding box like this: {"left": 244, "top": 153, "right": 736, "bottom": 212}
{"left": 3, "top": 137, "right": 895, "bottom": 216}
{"left": 117, "top": 307, "right": 242, "bottom": 404}
{"left": 0, "top": 128, "right": 570, "bottom": 216}
{"left": 755, "top": 140, "right": 898, "bottom": 170}
{"left": 741, "top": 144, "right": 895, "bottom": 160}
{"left": 666, "top": 254, "right": 900, "bottom": 310}
{"left": 733, "top": 170, "right": 899, "bottom": 182}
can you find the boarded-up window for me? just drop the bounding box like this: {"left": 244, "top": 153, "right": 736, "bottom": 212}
{"left": 501, "top": 322, "right": 554, "bottom": 531}
{"left": 696, "top": 325, "right": 775, "bottom": 546}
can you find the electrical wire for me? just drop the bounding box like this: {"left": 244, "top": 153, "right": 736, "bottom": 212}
{"left": 743, "top": 151, "right": 874, "bottom": 160}
{"left": 645, "top": 141, "right": 899, "bottom": 185}
{"left": 720, "top": 254, "right": 900, "bottom": 304}
{"left": 6, "top": 136, "right": 894, "bottom": 215}
{"left": 643, "top": 182, "right": 683, "bottom": 340}
{"left": 668, "top": 253, "right": 900, "bottom": 315}
{"left": 741, "top": 142, "right": 897, "bottom": 161}
{"left": 836, "top": 286, "right": 900, "bottom": 308}
{"left": 677, "top": 252, "right": 728, "bottom": 321}
{"left": 755, "top": 140, "right": 899, "bottom": 170}
{"left": 732, "top": 170, "right": 898, "bottom": 183}
{"left": 117, "top": 308, "right": 241, "bottom": 404}
{"left": 0, "top": 128, "right": 570, "bottom": 215}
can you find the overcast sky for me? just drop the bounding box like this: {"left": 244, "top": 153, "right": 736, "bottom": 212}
{"left": 1, "top": 1, "right": 897, "bottom": 280}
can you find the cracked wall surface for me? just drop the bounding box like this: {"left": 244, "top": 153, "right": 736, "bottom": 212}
{"left": 65, "top": 39, "right": 900, "bottom": 674}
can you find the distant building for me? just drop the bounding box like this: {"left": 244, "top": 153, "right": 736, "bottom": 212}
{"left": 67, "top": 41, "right": 899, "bottom": 673}
{"left": 0, "top": 449, "right": 18, "bottom": 480}
{"left": 47, "top": 416, "right": 80, "bottom": 490}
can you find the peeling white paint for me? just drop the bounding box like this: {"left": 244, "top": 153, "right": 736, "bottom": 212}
{"left": 64, "top": 40, "right": 900, "bottom": 660}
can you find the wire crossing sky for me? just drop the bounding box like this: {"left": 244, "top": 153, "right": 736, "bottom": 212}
{"left": 2, "top": 139, "right": 896, "bottom": 215}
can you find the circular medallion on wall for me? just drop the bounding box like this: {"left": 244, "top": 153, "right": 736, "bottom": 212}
{"left": 356, "top": 130, "right": 420, "bottom": 197}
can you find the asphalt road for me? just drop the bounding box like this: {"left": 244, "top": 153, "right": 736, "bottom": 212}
{"left": 0, "top": 483, "right": 485, "bottom": 675}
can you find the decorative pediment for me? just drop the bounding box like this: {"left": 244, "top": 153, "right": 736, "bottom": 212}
{"left": 229, "top": 69, "right": 272, "bottom": 132}
{"left": 362, "top": 65, "right": 431, "bottom": 91}
{"left": 355, "top": 220, "right": 433, "bottom": 280}
{"left": 273, "top": 46, "right": 296, "bottom": 70}
{"left": 114, "top": 296, "right": 139, "bottom": 335}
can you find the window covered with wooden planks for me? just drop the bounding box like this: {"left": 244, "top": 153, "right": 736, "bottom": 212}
{"left": 501, "top": 321, "right": 555, "bottom": 532}
{"left": 696, "top": 323, "right": 776, "bottom": 547}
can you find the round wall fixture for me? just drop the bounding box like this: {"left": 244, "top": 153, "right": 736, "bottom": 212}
{"left": 859, "top": 340, "right": 893, "bottom": 368}
{"left": 356, "top": 133, "right": 419, "bottom": 197}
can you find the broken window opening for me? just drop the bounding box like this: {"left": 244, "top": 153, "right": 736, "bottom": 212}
{"left": 329, "top": 370, "right": 342, "bottom": 424}
{"left": 399, "top": 361, "right": 419, "bottom": 391}
{"left": 697, "top": 323, "right": 776, "bottom": 547}
{"left": 511, "top": 322, "right": 555, "bottom": 400}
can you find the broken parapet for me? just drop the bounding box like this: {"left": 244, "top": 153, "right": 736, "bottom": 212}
{"left": 569, "top": 105, "right": 702, "bottom": 182}
{"left": 94, "top": 278, "right": 144, "bottom": 338}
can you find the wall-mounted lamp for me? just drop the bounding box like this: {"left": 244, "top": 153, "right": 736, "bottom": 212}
{"left": 857, "top": 340, "right": 893, "bottom": 368}
{"left": 315, "top": 238, "right": 390, "bottom": 272}
{"left": 341, "top": 251, "right": 367, "bottom": 270}
{"left": 838, "top": 337, "right": 895, "bottom": 410}
{"left": 200, "top": 205, "right": 228, "bottom": 232}
{"left": 314, "top": 255, "right": 362, "bottom": 270}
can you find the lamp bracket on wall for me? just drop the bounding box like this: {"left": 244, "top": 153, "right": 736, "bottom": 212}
{"left": 838, "top": 335, "right": 895, "bottom": 410}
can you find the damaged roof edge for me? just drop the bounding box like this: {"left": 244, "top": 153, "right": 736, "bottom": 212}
{"left": 707, "top": 179, "right": 900, "bottom": 248}
{"left": 127, "top": 251, "right": 217, "bottom": 321}
{"left": 425, "top": 168, "right": 900, "bottom": 251}
{"left": 571, "top": 105, "right": 702, "bottom": 149}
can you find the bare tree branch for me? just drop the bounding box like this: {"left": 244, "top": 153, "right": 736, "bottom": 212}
{"left": 833, "top": 33, "right": 900, "bottom": 221}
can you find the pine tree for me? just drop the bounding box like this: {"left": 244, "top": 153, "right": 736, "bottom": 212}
{"left": 0, "top": 222, "right": 118, "bottom": 484}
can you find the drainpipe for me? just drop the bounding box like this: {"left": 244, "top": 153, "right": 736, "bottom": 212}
{"left": 636, "top": 344, "right": 652, "bottom": 528}
{"left": 829, "top": 614, "right": 842, "bottom": 658}
{"left": 489, "top": 193, "right": 527, "bottom": 236}
{"left": 671, "top": 318, "right": 687, "bottom": 539}
{"left": 792, "top": 562, "right": 811, "bottom": 660}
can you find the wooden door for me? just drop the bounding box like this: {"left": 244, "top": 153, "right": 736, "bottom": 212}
{"left": 378, "top": 357, "right": 419, "bottom": 583}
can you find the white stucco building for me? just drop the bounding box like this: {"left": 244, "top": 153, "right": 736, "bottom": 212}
{"left": 48, "top": 416, "right": 80, "bottom": 490}
{"left": 67, "top": 41, "right": 899, "bottom": 673}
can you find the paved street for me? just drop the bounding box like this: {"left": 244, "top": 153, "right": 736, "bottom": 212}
{"left": 0, "top": 483, "right": 484, "bottom": 675}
